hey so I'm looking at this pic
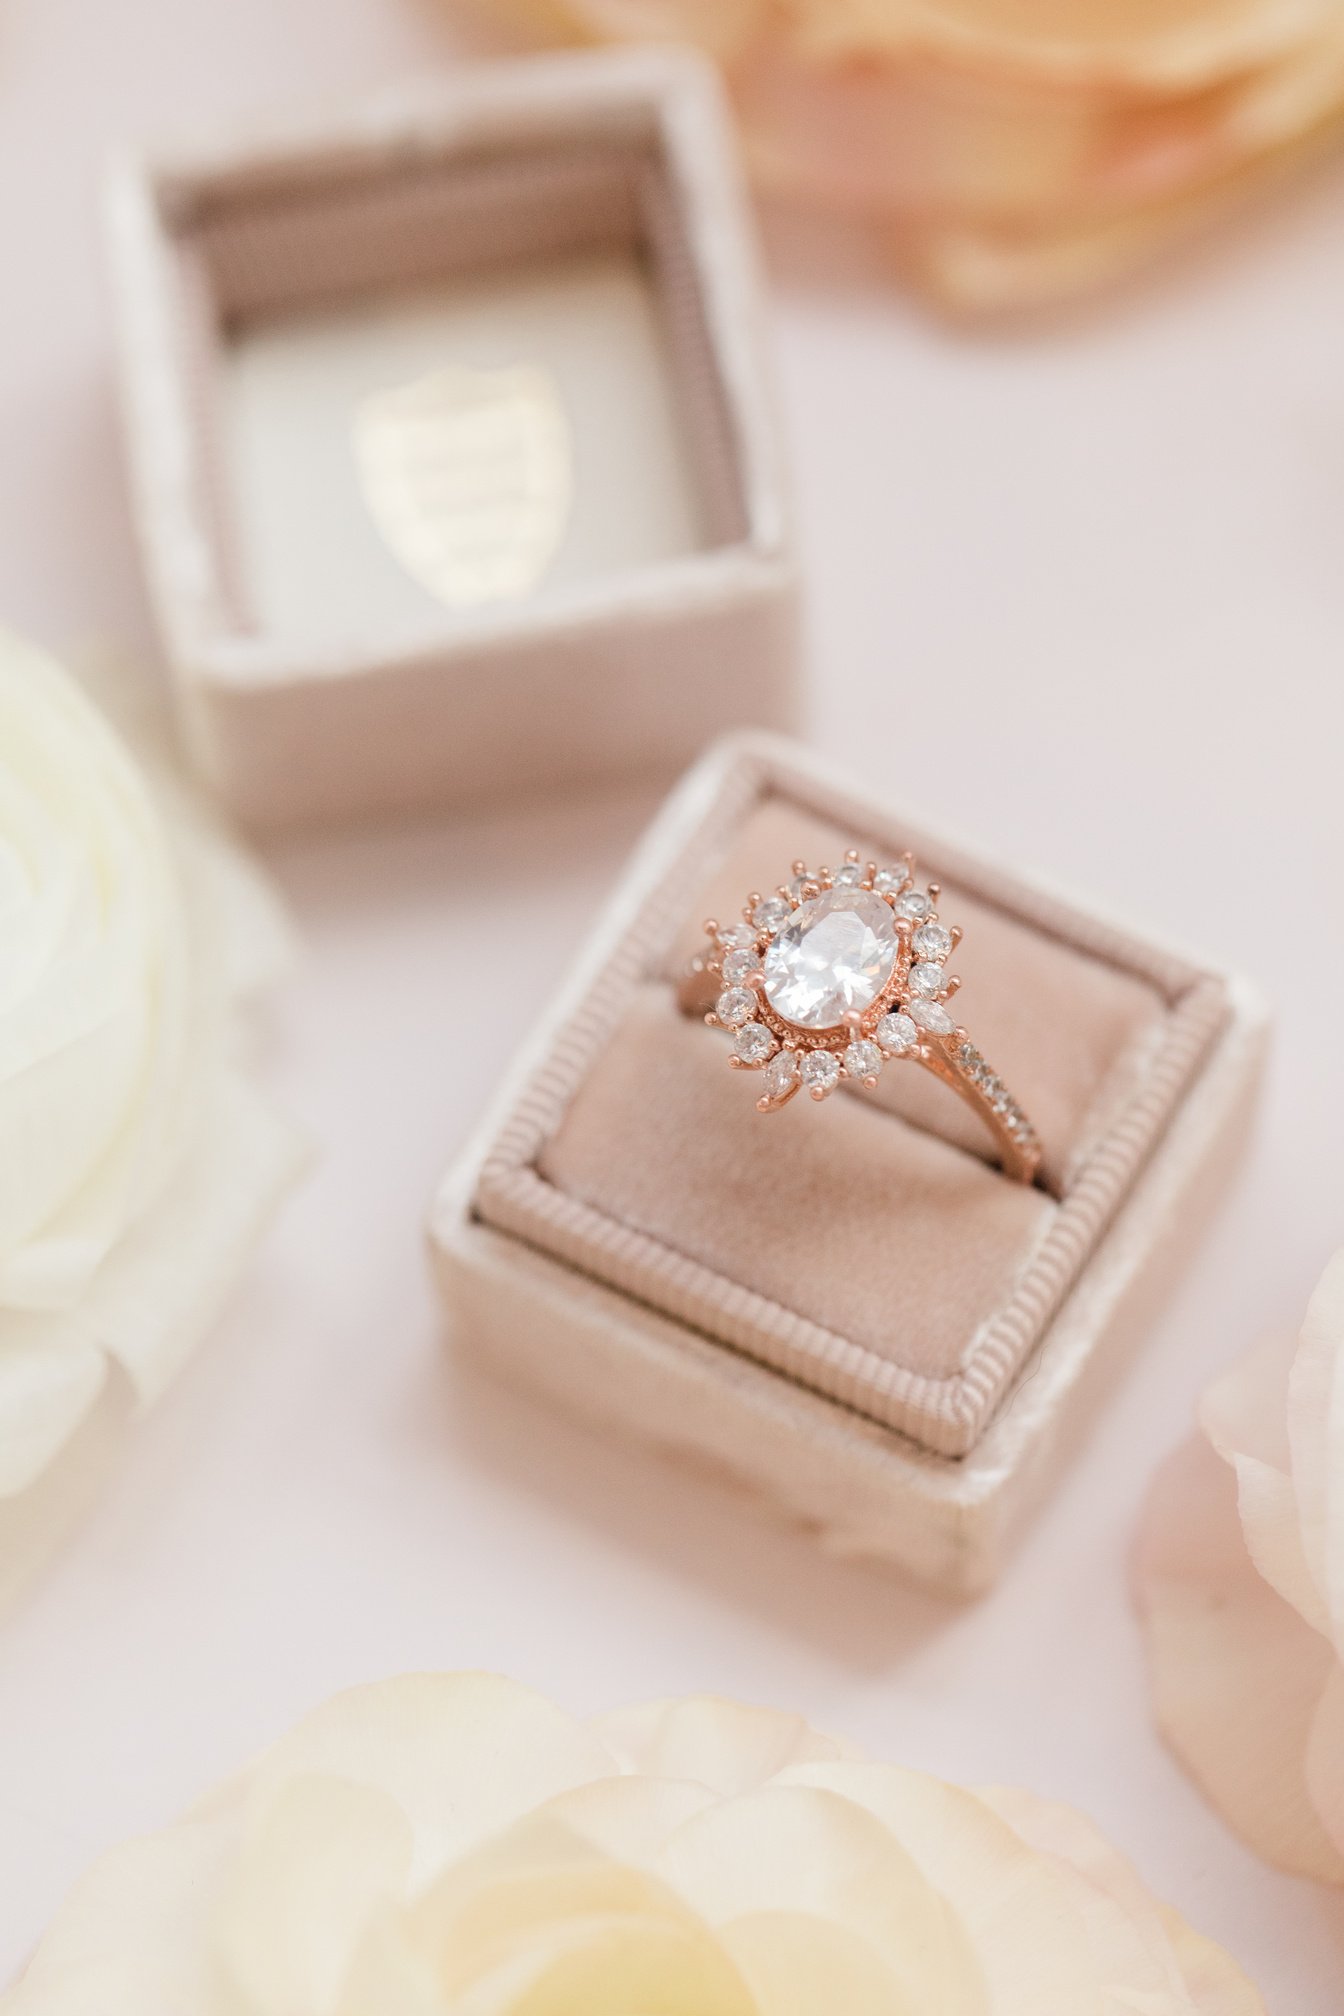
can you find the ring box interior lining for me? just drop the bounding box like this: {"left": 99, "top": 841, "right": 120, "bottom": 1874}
{"left": 469, "top": 751, "right": 1230, "bottom": 1459}
{"left": 107, "top": 51, "right": 796, "bottom": 827}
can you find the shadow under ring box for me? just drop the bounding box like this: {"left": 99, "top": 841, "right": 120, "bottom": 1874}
{"left": 107, "top": 48, "right": 797, "bottom": 830}
{"left": 431, "top": 733, "right": 1267, "bottom": 1597}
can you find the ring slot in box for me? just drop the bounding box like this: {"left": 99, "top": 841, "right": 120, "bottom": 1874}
{"left": 107, "top": 49, "right": 797, "bottom": 829}
{"left": 430, "top": 734, "right": 1266, "bottom": 1595}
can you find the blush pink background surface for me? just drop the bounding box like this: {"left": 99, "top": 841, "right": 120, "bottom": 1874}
{"left": 2, "top": 1, "right": 1343, "bottom": 2005}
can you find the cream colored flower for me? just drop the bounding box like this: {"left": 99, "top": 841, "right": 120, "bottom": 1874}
{"left": 478, "top": 0, "right": 1344, "bottom": 306}
{"left": 2, "top": 1673, "right": 1261, "bottom": 2012}
{"left": 1136, "top": 1250, "right": 1344, "bottom": 1884}
{"left": 0, "top": 632, "right": 304, "bottom": 1610}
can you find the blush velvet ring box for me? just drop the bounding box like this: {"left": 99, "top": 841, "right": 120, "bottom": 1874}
{"left": 105, "top": 48, "right": 797, "bottom": 830}
{"left": 430, "top": 734, "right": 1267, "bottom": 1597}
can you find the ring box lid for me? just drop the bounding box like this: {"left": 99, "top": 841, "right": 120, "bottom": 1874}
{"left": 105, "top": 49, "right": 798, "bottom": 829}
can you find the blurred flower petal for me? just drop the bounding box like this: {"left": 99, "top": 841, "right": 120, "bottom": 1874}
{"left": 592, "top": 1694, "right": 857, "bottom": 1793}
{"left": 479, "top": 0, "right": 1344, "bottom": 304}
{"left": 1136, "top": 1417, "right": 1344, "bottom": 1882}
{"left": 2, "top": 1676, "right": 1260, "bottom": 2013}
{"left": 0, "top": 632, "right": 304, "bottom": 1612}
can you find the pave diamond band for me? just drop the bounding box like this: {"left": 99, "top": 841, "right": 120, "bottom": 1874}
{"left": 681, "top": 847, "right": 1042, "bottom": 1185}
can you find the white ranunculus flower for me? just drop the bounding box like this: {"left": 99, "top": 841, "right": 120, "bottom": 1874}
{"left": 1, "top": 1673, "right": 1261, "bottom": 2013}
{"left": 1136, "top": 1250, "right": 1344, "bottom": 1883}
{"left": 0, "top": 631, "right": 304, "bottom": 1607}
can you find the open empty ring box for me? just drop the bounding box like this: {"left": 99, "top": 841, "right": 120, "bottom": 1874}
{"left": 431, "top": 733, "right": 1267, "bottom": 1595}
{"left": 105, "top": 48, "right": 796, "bottom": 829}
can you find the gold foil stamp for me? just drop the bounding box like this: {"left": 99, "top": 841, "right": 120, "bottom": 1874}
{"left": 353, "top": 362, "right": 572, "bottom": 609}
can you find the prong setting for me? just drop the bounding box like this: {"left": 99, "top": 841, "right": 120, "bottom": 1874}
{"left": 694, "top": 843, "right": 1040, "bottom": 1181}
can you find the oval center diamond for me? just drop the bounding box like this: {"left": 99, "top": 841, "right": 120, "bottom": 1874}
{"left": 763, "top": 888, "right": 898, "bottom": 1030}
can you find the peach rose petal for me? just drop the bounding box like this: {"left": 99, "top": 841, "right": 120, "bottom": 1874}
{"left": 978, "top": 1786, "right": 1263, "bottom": 2014}
{"left": 1199, "top": 1333, "right": 1328, "bottom": 1635}
{"left": 498, "top": 0, "right": 763, "bottom": 59}
{"left": 899, "top": 104, "right": 1342, "bottom": 310}
{"left": 1303, "top": 1666, "right": 1344, "bottom": 1861}
{"left": 1287, "top": 1249, "right": 1344, "bottom": 1646}
{"left": 482, "top": 0, "right": 1344, "bottom": 307}
{"left": 1157, "top": 1909, "right": 1280, "bottom": 2016}
{"left": 1136, "top": 1431, "right": 1344, "bottom": 1883}
{"left": 781, "top": 0, "right": 1340, "bottom": 86}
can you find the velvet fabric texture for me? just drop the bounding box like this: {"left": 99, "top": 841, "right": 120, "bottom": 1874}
{"left": 106, "top": 51, "right": 797, "bottom": 827}
{"left": 475, "top": 750, "right": 1231, "bottom": 1458}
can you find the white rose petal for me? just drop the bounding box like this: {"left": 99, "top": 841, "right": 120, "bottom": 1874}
{"left": 0, "top": 630, "right": 305, "bottom": 1610}
{"left": 1137, "top": 1249, "right": 1344, "bottom": 1884}
{"left": 0, "top": 1674, "right": 1264, "bottom": 2014}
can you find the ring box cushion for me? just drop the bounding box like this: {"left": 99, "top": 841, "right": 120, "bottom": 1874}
{"left": 469, "top": 742, "right": 1233, "bottom": 1459}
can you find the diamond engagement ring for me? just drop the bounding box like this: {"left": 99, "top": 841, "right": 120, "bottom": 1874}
{"left": 681, "top": 848, "right": 1042, "bottom": 1185}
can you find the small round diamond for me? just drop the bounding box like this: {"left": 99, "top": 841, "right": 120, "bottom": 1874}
{"left": 717, "top": 922, "right": 756, "bottom": 951}
{"left": 877, "top": 1011, "right": 918, "bottom": 1054}
{"left": 721, "top": 948, "right": 760, "bottom": 985}
{"left": 913, "top": 922, "right": 952, "bottom": 963}
{"left": 894, "top": 889, "right": 932, "bottom": 920}
{"left": 801, "top": 1050, "right": 841, "bottom": 1096}
{"left": 833, "top": 861, "right": 864, "bottom": 886}
{"left": 909, "top": 962, "right": 944, "bottom": 998}
{"left": 716, "top": 987, "right": 755, "bottom": 1029}
{"left": 752, "top": 896, "right": 791, "bottom": 932}
{"left": 734, "top": 1021, "right": 774, "bottom": 1065}
{"left": 873, "top": 865, "right": 910, "bottom": 895}
{"left": 788, "top": 873, "right": 814, "bottom": 901}
{"left": 764, "top": 1049, "right": 800, "bottom": 1100}
{"left": 843, "top": 1039, "right": 882, "bottom": 1081}
{"left": 909, "top": 998, "right": 954, "bottom": 1035}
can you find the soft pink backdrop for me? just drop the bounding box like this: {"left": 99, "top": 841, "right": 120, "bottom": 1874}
{"left": 2, "top": 1, "right": 1343, "bottom": 2005}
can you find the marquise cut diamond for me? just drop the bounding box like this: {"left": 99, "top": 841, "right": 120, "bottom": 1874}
{"left": 909, "top": 998, "right": 954, "bottom": 1035}
{"left": 764, "top": 1050, "right": 800, "bottom": 1099}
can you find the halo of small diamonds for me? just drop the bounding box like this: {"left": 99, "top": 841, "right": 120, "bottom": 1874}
{"left": 692, "top": 844, "right": 1040, "bottom": 1179}
{"left": 699, "top": 847, "right": 964, "bottom": 1113}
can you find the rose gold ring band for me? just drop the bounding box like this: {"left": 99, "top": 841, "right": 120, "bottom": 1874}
{"left": 677, "top": 846, "right": 1042, "bottom": 1187}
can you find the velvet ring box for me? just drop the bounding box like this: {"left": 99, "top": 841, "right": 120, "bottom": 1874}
{"left": 105, "top": 49, "right": 797, "bottom": 830}
{"left": 430, "top": 734, "right": 1267, "bottom": 1596}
